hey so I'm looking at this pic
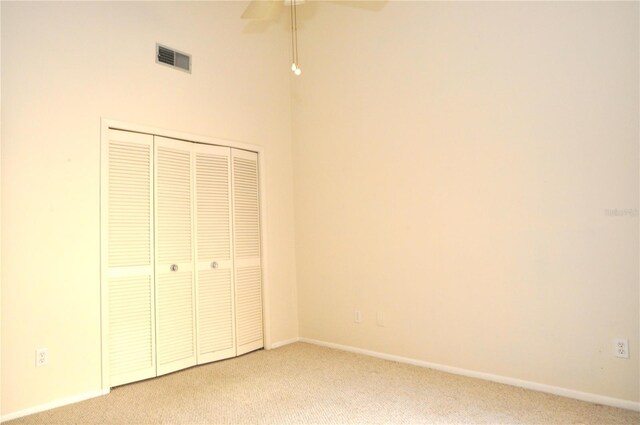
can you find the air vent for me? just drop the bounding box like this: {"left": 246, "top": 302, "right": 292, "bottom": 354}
{"left": 156, "top": 44, "right": 191, "bottom": 73}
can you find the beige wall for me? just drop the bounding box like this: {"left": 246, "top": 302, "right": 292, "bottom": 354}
{"left": 293, "top": 1, "right": 639, "bottom": 402}
{"left": 1, "top": 0, "right": 639, "bottom": 418}
{"left": 0, "top": 0, "right": 3, "bottom": 413}
{"left": 1, "top": 1, "right": 298, "bottom": 415}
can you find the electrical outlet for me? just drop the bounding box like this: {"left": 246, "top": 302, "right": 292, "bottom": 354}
{"left": 614, "top": 339, "right": 629, "bottom": 359}
{"left": 376, "top": 312, "right": 385, "bottom": 327}
{"left": 354, "top": 310, "right": 361, "bottom": 323}
{"left": 36, "top": 348, "right": 49, "bottom": 367}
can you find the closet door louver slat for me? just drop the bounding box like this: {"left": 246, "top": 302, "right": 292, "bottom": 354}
{"left": 232, "top": 150, "right": 264, "bottom": 355}
{"left": 106, "top": 129, "right": 156, "bottom": 387}
{"left": 235, "top": 266, "right": 263, "bottom": 346}
{"left": 194, "top": 144, "right": 237, "bottom": 363}
{"left": 154, "top": 136, "right": 197, "bottom": 376}
{"left": 109, "top": 276, "right": 154, "bottom": 377}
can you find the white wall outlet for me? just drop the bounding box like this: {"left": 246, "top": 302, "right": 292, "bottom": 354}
{"left": 614, "top": 338, "right": 629, "bottom": 359}
{"left": 36, "top": 348, "right": 49, "bottom": 367}
{"left": 376, "top": 312, "right": 385, "bottom": 327}
{"left": 354, "top": 310, "right": 362, "bottom": 323}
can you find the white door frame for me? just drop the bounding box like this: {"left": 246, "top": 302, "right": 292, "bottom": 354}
{"left": 100, "top": 118, "right": 271, "bottom": 392}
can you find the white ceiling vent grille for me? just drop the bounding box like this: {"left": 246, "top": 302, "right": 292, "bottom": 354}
{"left": 156, "top": 44, "right": 191, "bottom": 73}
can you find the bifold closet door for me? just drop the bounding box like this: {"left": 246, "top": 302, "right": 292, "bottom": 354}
{"left": 194, "top": 144, "right": 237, "bottom": 364}
{"left": 105, "top": 129, "right": 264, "bottom": 386}
{"left": 106, "top": 129, "right": 156, "bottom": 387}
{"left": 232, "top": 149, "right": 264, "bottom": 355}
{"left": 154, "top": 136, "right": 197, "bottom": 376}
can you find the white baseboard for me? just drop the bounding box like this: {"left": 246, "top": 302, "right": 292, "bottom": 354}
{"left": 269, "top": 337, "right": 300, "bottom": 349}
{"left": 299, "top": 337, "right": 640, "bottom": 413}
{"left": 3, "top": 340, "right": 637, "bottom": 420}
{"left": 1, "top": 388, "right": 110, "bottom": 423}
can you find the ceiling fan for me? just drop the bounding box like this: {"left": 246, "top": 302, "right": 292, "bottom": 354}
{"left": 241, "top": 1, "right": 386, "bottom": 75}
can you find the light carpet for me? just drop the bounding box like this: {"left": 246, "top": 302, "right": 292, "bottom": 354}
{"left": 6, "top": 342, "right": 639, "bottom": 424}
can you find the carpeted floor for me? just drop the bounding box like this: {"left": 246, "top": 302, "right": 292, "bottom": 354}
{"left": 6, "top": 342, "right": 640, "bottom": 424}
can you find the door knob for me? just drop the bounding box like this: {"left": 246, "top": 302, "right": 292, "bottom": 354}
{"left": 170, "top": 264, "right": 178, "bottom": 272}
{"left": 211, "top": 261, "right": 219, "bottom": 269}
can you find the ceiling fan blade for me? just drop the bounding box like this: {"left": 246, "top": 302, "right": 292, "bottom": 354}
{"left": 241, "top": 0, "right": 282, "bottom": 20}
{"left": 327, "top": 0, "right": 387, "bottom": 12}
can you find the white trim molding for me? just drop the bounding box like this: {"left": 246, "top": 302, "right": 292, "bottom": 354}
{"left": 1, "top": 389, "right": 109, "bottom": 423}
{"left": 299, "top": 337, "right": 640, "bottom": 413}
{"left": 268, "top": 337, "right": 300, "bottom": 350}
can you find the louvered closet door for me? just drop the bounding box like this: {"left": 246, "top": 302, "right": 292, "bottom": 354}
{"left": 194, "top": 144, "right": 236, "bottom": 364}
{"left": 231, "top": 149, "right": 264, "bottom": 355}
{"left": 154, "top": 136, "right": 197, "bottom": 376}
{"left": 106, "top": 129, "right": 156, "bottom": 387}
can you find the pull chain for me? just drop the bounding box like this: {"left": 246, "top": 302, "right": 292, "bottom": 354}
{"left": 290, "top": 0, "right": 301, "bottom": 75}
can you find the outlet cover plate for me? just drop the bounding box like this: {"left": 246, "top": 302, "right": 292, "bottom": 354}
{"left": 36, "top": 348, "right": 49, "bottom": 367}
{"left": 614, "top": 338, "right": 629, "bottom": 359}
